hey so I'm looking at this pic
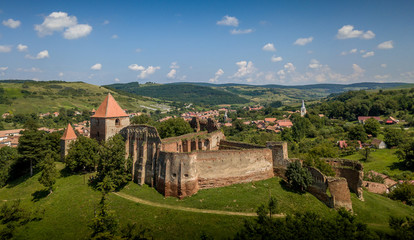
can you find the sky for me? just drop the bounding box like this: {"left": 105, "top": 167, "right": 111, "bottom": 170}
{"left": 0, "top": 0, "right": 413, "bottom": 86}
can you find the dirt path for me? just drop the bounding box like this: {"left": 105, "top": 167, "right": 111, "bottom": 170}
{"left": 113, "top": 192, "right": 285, "bottom": 217}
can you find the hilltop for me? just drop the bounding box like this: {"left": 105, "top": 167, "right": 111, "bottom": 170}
{"left": 0, "top": 80, "right": 168, "bottom": 115}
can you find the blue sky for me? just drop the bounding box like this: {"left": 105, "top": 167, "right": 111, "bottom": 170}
{"left": 0, "top": 0, "right": 413, "bottom": 85}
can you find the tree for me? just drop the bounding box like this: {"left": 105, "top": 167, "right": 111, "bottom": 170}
{"left": 396, "top": 139, "right": 414, "bottom": 170}
{"left": 0, "top": 147, "right": 18, "bottom": 187}
{"left": 96, "top": 134, "right": 129, "bottom": 190}
{"left": 364, "top": 118, "right": 381, "bottom": 137}
{"left": 384, "top": 127, "right": 407, "bottom": 148}
{"left": 359, "top": 148, "right": 372, "bottom": 162}
{"left": 17, "top": 128, "right": 47, "bottom": 176}
{"left": 292, "top": 117, "right": 312, "bottom": 142}
{"left": 89, "top": 192, "right": 120, "bottom": 239}
{"left": 156, "top": 118, "right": 193, "bottom": 139}
{"left": 38, "top": 153, "right": 58, "bottom": 194}
{"left": 65, "top": 136, "right": 100, "bottom": 172}
{"left": 348, "top": 125, "right": 367, "bottom": 142}
{"left": 131, "top": 114, "right": 152, "bottom": 125}
{"left": 389, "top": 216, "right": 414, "bottom": 240}
{"left": 285, "top": 160, "right": 313, "bottom": 192}
{"left": 388, "top": 182, "right": 414, "bottom": 205}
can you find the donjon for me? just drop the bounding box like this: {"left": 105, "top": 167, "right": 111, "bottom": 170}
{"left": 90, "top": 93, "right": 130, "bottom": 141}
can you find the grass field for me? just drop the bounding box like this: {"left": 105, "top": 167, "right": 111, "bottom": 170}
{"left": 342, "top": 149, "right": 410, "bottom": 177}
{"left": 0, "top": 162, "right": 413, "bottom": 239}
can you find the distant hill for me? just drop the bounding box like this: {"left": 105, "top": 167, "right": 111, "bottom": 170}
{"left": 106, "top": 81, "right": 407, "bottom": 106}
{"left": 0, "top": 80, "right": 166, "bottom": 115}
{"left": 105, "top": 82, "right": 249, "bottom": 105}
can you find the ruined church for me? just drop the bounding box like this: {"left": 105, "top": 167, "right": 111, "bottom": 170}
{"left": 61, "top": 93, "right": 364, "bottom": 210}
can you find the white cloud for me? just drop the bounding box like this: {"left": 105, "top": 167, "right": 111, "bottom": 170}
{"left": 128, "top": 64, "right": 145, "bottom": 71}
{"left": 25, "top": 50, "right": 49, "bottom": 59}
{"left": 17, "top": 44, "right": 28, "bottom": 52}
{"left": 138, "top": 66, "right": 160, "bottom": 79}
{"left": 362, "top": 51, "right": 375, "bottom": 58}
{"left": 114, "top": 78, "right": 120, "bottom": 82}
{"left": 111, "top": 34, "right": 118, "bottom": 39}
{"left": 294, "top": 37, "right": 313, "bottom": 46}
{"left": 374, "top": 74, "right": 390, "bottom": 79}
{"left": 378, "top": 40, "right": 394, "bottom": 49}
{"left": 336, "top": 25, "right": 375, "bottom": 39}
{"left": 17, "top": 67, "right": 42, "bottom": 72}
{"left": 361, "top": 30, "right": 375, "bottom": 40}
{"left": 90, "top": 63, "right": 102, "bottom": 70}
{"left": 308, "top": 59, "right": 322, "bottom": 69}
{"left": 35, "top": 11, "right": 92, "bottom": 39}
{"left": 232, "top": 61, "right": 256, "bottom": 78}
{"left": 262, "top": 43, "right": 276, "bottom": 52}
{"left": 63, "top": 24, "right": 92, "bottom": 39}
{"left": 135, "top": 48, "right": 142, "bottom": 53}
{"left": 341, "top": 48, "right": 358, "bottom": 55}
{"left": 167, "top": 69, "right": 177, "bottom": 79}
{"left": 284, "top": 62, "right": 296, "bottom": 73}
{"left": 360, "top": 49, "right": 366, "bottom": 53}
{"left": 59, "top": 72, "right": 64, "bottom": 77}
{"left": 103, "top": 20, "right": 110, "bottom": 25}
{"left": 271, "top": 55, "right": 282, "bottom": 62}
{"left": 209, "top": 68, "right": 224, "bottom": 83}
{"left": 2, "top": 18, "right": 21, "bottom": 28}
{"left": 381, "top": 63, "right": 387, "bottom": 68}
{"left": 170, "top": 62, "right": 179, "bottom": 69}
{"left": 0, "top": 45, "right": 12, "bottom": 53}
{"left": 0, "top": 67, "right": 8, "bottom": 71}
{"left": 230, "top": 29, "right": 253, "bottom": 35}
{"left": 217, "top": 15, "right": 239, "bottom": 27}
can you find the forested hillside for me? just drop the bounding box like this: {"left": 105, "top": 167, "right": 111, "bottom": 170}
{"left": 105, "top": 82, "right": 249, "bottom": 105}
{"left": 315, "top": 88, "right": 414, "bottom": 121}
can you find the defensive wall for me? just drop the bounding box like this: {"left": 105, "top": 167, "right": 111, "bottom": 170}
{"left": 120, "top": 124, "right": 287, "bottom": 199}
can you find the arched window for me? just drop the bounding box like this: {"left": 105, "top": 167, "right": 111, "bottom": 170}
{"left": 115, "top": 118, "right": 120, "bottom": 126}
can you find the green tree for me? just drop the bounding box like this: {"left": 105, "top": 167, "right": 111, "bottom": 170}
{"left": 156, "top": 118, "right": 193, "bottom": 139}
{"left": 0, "top": 147, "right": 18, "bottom": 187}
{"left": 96, "top": 134, "right": 129, "bottom": 190}
{"left": 292, "top": 117, "right": 312, "bottom": 142}
{"left": 384, "top": 127, "right": 407, "bottom": 148}
{"left": 38, "top": 153, "right": 58, "bottom": 194}
{"left": 17, "top": 128, "right": 47, "bottom": 176}
{"left": 389, "top": 216, "right": 414, "bottom": 240}
{"left": 65, "top": 136, "right": 100, "bottom": 172}
{"left": 364, "top": 118, "right": 381, "bottom": 137}
{"left": 396, "top": 139, "right": 414, "bottom": 170}
{"left": 359, "top": 148, "right": 372, "bottom": 162}
{"left": 131, "top": 114, "right": 152, "bottom": 125}
{"left": 89, "top": 193, "right": 120, "bottom": 240}
{"left": 348, "top": 125, "right": 367, "bottom": 142}
{"left": 285, "top": 160, "right": 313, "bottom": 192}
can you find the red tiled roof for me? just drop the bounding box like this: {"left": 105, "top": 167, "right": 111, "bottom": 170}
{"left": 358, "top": 116, "right": 381, "bottom": 121}
{"left": 92, "top": 93, "right": 128, "bottom": 118}
{"left": 61, "top": 123, "right": 77, "bottom": 140}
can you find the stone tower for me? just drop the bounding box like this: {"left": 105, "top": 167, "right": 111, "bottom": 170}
{"left": 300, "top": 100, "right": 307, "bottom": 117}
{"left": 90, "top": 93, "right": 130, "bottom": 142}
{"left": 60, "top": 123, "right": 77, "bottom": 161}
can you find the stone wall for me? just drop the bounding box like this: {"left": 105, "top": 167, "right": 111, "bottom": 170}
{"left": 157, "top": 148, "right": 274, "bottom": 198}
{"left": 307, "top": 166, "right": 352, "bottom": 211}
{"left": 326, "top": 158, "right": 364, "bottom": 200}
{"left": 161, "top": 131, "right": 225, "bottom": 152}
{"left": 91, "top": 116, "right": 130, "bottom": 141}
{"left": 266, "top": 142, "right": 289, "bottom": 168}
{"left": 219, "top": 140, "right": 265, "bottom": 150}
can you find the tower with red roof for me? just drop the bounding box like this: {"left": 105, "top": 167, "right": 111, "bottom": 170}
{"left": 90, "top": 93, "right": 130, "bottom": 141}
{"left": 60, "top": 123, "right": 78, "bottom": 161}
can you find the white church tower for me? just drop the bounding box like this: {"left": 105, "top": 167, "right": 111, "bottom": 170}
{"left": 300, "top": 100, "right": 307, "bottom": 117}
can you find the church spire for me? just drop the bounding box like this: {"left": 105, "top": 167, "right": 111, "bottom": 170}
{"left": 301, "top": 100, "right": 306, "bottom": 117}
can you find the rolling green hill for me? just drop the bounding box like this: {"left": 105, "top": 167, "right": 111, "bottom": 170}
{"left": 105, "top": 82, "right": 250, "bottom": 105}
{"left": 0, "top": 80, "right": 168, "bottom": 115}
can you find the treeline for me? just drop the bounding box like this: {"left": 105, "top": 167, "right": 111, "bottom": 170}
{"left": 105, "top": 83, "right": 249, "bottom": 105}
{"left": 316, "top": 88, "right": 414, "bottom": 121}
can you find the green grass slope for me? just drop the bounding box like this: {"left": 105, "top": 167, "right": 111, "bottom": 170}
{"left": 1, "top": 164, "right": 413, "bottom": 239}
{"left": 0, "top": 80, "right": 166, "bottom": 115}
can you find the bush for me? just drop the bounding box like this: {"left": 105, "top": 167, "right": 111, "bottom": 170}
{"left": 388, "top": 183, "right": 414, "bottom": 205}
{"left": 285, "top": 160, "right": 313, "bottom": 192}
